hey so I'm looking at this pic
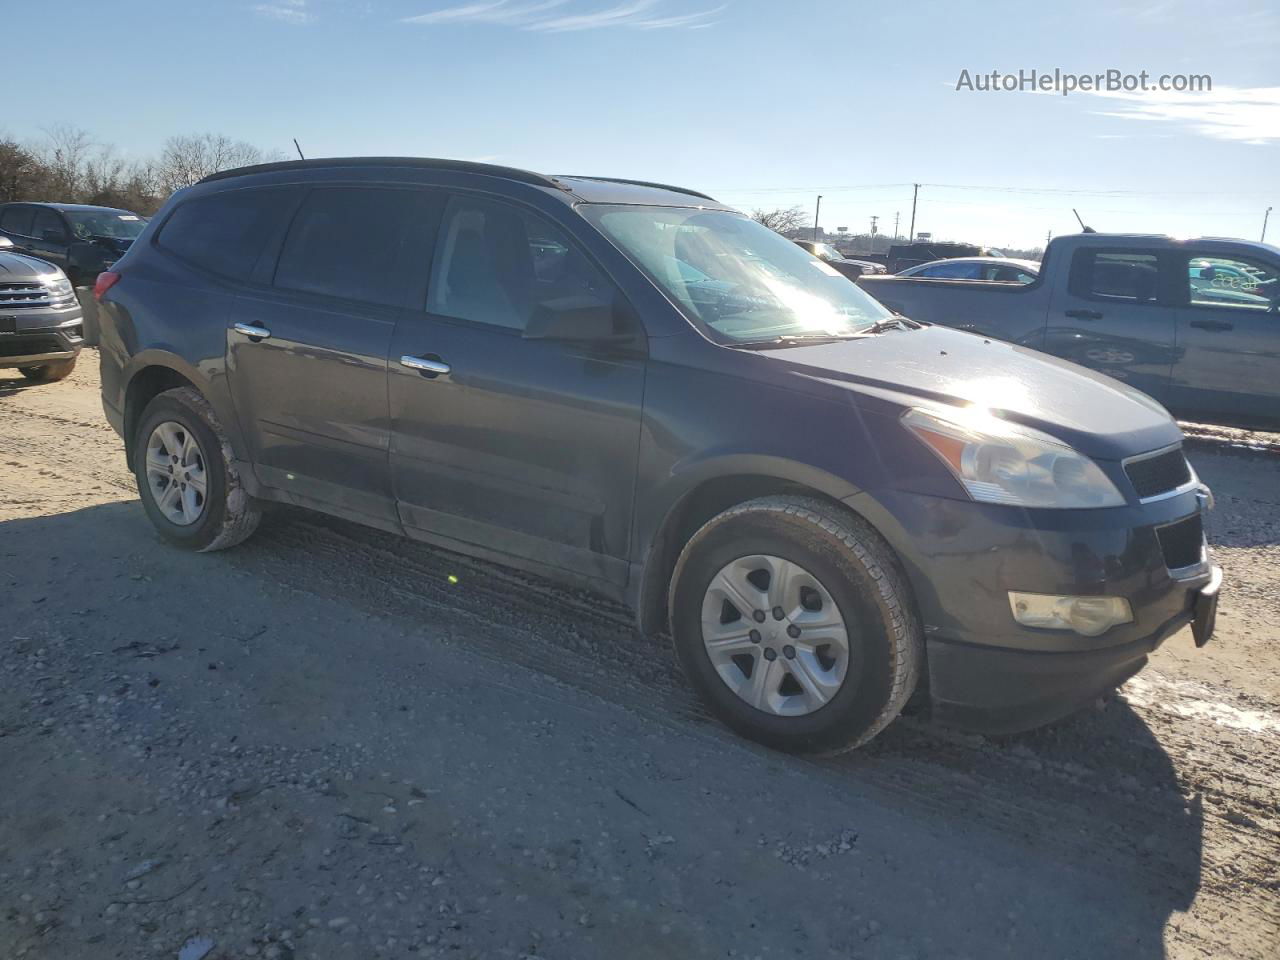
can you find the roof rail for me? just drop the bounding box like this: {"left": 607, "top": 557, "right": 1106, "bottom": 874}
{"left": 196, "top": 156, "right": 568, "bottom": 190}
{"left": 562, "top": 175, "right": 718, "bottom": 203}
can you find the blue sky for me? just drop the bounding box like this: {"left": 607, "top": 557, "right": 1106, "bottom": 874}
{"left": 7, "top": 0, "right": 1278, "bottom": 246}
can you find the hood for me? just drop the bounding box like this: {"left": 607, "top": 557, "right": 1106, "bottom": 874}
{"left": 0, "top": 251, "right": 62, "bottom": 281}
{"left": 767, "top": 325, "right": 1181, "bottom": 460}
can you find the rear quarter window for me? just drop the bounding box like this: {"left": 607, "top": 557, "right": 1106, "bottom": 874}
{"left": 157, "top": 188, "right": 298, "bottom": 281}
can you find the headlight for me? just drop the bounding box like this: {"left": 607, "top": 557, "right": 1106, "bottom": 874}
{"left": 42, "top": 276, "right": 76, "bottom": 299}
{"left": 902, "top": 407, "right": 1125, "bottom": 508}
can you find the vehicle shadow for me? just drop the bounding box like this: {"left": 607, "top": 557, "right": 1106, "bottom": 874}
{"left": 1, "top": 501, "right": 1206, "bottom": 959}
{"left": 825, "top": 698, "right": 1205, "bottom": 958}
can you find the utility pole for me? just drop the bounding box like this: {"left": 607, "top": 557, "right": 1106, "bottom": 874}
{"left": 893, "top": 211, "right": 900, "bottom": 240}
{"left": 813, "top": 195, "right": 823, "bottom": 241}
{"left": 908, "top": 184, "right": 920, "bottom": 242}
{"left": 1264, "top": 207, "right": 1273, "bottom": 243}
{"left": 869, "top": 215, "right": 878, "bottom": 255}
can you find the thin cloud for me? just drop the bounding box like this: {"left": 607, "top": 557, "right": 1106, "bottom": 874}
{"left": 253, "top": 0, "right": 312, "bottom": 23}
{"left": 1088, "top": 86, "right": 1280, "bottom": 145}
{"left": 401, "top": 0, "right": 724, "bottom": 31}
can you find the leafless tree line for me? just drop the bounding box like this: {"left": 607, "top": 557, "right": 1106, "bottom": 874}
{"left": 0, "top": 127, "right": 284, "bottom": 214}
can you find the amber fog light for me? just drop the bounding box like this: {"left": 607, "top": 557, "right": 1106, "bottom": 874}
{"left": 1008, "top": 592, "right": 1133, "bottom": 637}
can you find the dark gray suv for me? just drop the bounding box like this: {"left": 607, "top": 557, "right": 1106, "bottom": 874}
{"left": 95, "top": 158, "right": 1221, "bottom": 753}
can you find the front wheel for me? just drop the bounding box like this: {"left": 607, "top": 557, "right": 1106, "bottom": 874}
{"left": 669, "top": 496, "right": 922, "bottom": 754}
{"left": 133, "top": 387, "right": 262, "bottom": 551}
{"left": 18, "top": 357, "right": 77, "bottom": 382}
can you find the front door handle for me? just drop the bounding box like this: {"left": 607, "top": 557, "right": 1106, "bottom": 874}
{"left": 232, "top": 321, "right": 271, "bottom": 341}
{"left": 400, "top": 354, "right": 451, "bottom": 377}
{"left": 1065, "top": 309, "right": 1103, "bottom": 320}
{"left": 1189, "top": 318, "right": 1234, "bottom": 332}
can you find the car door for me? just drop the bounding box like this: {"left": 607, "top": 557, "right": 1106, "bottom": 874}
{"left": 1169, "top": 251, "right": 1280, "bottom": 426}
{"left": 26, "top": 209, "right": 72, "bottom": 273}
{"left": 228, "top": 184, "right": 437, "bottom": 528}
{"left": 1044, "top": 247, "right": 1177, "bottom": 403}
{"left": 388, "top": 192, "right": 647, "bottom": 586}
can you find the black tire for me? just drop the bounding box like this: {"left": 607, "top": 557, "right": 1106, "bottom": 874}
{"left": 669, "top": 495, "right": 922, "bottom": 754}
{"left": 18, "top": 357, "right": 77, "bottom": 382}
{"left": 133, "top": 387, "right": 262, "bottom": 552}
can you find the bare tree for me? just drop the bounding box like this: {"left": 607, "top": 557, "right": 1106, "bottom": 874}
{"left": 751, "top": 206, "right": 809, "bottom": 235}
{"left": 0, "top": 138, "right": 41, "bottom": 202}
{"left": 155, "top": 134, "right": 280, "bottom": 193}
{"left": 38, "top": 125, "right": 96, "bottom": 199}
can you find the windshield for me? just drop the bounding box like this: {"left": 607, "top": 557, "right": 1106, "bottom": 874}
{"left": 67, "top": 210, "right": 146, "bottom": 240}
{"left": 581, "top": 205, "right": 892, "bottom": 342}
{"left": 812, "top": 242, "right": 843, "bottom": 261}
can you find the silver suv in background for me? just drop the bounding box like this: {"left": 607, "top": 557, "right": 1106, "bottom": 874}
{"left": 0, "top": 245, "right": 84, "bottom": 382}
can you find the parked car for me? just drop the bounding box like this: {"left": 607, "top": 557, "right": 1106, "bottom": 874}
{"left": 792, "top": 240, "right": 886, "bottom": 278}
{"left": 95, "top": 158, "right": 1220, "bottom": 753}
{"left": 885, "top": 241, "right": 1005, "bottom": 274}
{"left": 0, "top": 202, "right": 146, "bottom": 287}
{"left": 0, "top": 249, "right": 84, "bottom": 381}
{"left": 858, "top": 233, "right": 1280, "bottom": 431}
{"left": 897, "top": 257, "right": 1039, "bottom": 283}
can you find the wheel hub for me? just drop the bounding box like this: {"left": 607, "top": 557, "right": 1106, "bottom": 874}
{"left": 144, "top": 421, "right": 209, "bottom": 527}
{"left": 700, "top": 554, "right": 851, "bottom": 717}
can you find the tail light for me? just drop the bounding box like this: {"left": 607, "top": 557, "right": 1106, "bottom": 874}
{"left": 93, "top": 271, "right": 121, "bottom": 302}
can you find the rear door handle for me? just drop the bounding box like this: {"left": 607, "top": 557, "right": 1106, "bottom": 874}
{"left": 232, "top": 321, "right": 271, "bottom": 340}
{"left": 1064, "top": 309, "right": 1103, "bottom": 320}
{"left": 1189, "top": 318, "right": 1234, "bottom": 332}
{"left": 400, "top": 354, "right": 451, "bottom": 377}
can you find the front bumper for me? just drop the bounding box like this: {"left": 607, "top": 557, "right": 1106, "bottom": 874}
{"left": 847, "top": 486, "right": 1217, "bottom": 733}
{"left": 0, "top": 313, "right": 84, "bottom": 368}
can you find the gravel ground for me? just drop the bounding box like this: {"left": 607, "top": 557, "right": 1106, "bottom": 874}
{"left": 1, "top": 352, "right": 1278, "bottom": 959}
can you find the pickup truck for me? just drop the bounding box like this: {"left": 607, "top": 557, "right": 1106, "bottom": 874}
{"left": 857, "top": 233, "right": 1280, "bottom": 430}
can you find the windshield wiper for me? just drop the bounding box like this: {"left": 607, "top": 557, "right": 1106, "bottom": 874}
{"left": 729, "top": 333, "right": 873, "bottom": 350}
{"left": 866, "top": 313, "right": 922, "bottom": 333}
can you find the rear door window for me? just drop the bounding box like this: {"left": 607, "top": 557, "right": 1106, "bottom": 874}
{"left": 920, "top": 261, "right": 982, "bottom": 279}
{"left": 1, "top": 206, "right": 35, "bottom": 236}
{"left": 1069, "top": 251, "right": 1162, "bottom": 303}
{"left": 159, "top": 188, "right": 298, "bottom": 281}
{"left": 32, "top": 209, "right": 68, "bottom": 243}
{"left": 273, "top": 187, "right": 433, "bottom": 308}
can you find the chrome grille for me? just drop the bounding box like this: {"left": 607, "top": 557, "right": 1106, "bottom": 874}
{"left": 0, "top": 281, "right": 73, "bottom": 309}
{"left": 1124, "top": 446, "right": 1192, "bottom": 500}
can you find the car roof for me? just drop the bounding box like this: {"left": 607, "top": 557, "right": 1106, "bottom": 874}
{"left": 1064, "top": 232, "right": 1280, "bottom": 257}
{"left": 908, "top": 257, "right": 1040, "bottom": 271}
{"left": 197, "top": 157, "right": 730, "bottom": 210}
{"left": 0, "top": 201, "right": 137, "bottom": 215}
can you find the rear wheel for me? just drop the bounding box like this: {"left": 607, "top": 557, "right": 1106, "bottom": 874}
{"left": 669, "top": 495, "right": 922, "bottom": 754}
{"left": 18, "top": 357, "right": 77, "bottom": 382}
{"left": 133, "top": 387, "right": 261, "bottom": 551}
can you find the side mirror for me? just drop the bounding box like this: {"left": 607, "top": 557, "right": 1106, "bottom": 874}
{"left": 524, "top": 294, "right": 625, "bottom": 341}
